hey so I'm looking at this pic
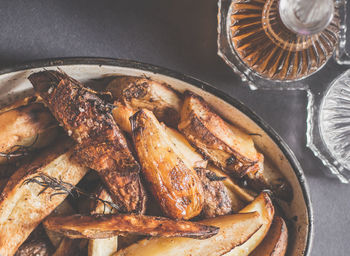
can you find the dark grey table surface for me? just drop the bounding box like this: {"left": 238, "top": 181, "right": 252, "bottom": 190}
{"left": 0, "top": 0, "right": 349, "bottom": 255}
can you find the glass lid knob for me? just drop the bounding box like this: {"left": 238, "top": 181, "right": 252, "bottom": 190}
{"left": 279, "top": 0, "right": 334, "bottom": 35}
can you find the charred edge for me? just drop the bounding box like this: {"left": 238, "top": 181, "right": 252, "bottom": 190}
{"left": 123, "top": 82, "right": 149, "bottom": 101}
{"left": 97, "top": 91, "right": 114, "bottom": 104}
{"left": 185, "top": 225, "right": 220, "bottom": 239}
{"left": 28, "top": 70, "right": 63, "bottom": 93}
{"left": 226, "top": 155, "right": 237, "bottom": 165}
{"left": 183, "top": 90, "right": 198, "bottom": 99}
{"left": 194, "top": 167, "right": 227, "bottom": 182}
{"left": 129, "top": 110, "right": 145, "bottom": 136}
{"left": 205, "top": 171, "right": 227, "bottom": 182}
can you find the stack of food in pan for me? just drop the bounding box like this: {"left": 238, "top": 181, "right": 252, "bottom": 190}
{"left": 0, "top": 71, "right": 290, "bottom": 256}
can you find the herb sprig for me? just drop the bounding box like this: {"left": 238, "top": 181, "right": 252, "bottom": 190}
{"left": 22, "top": 172, "right": 120, "bottom": 213}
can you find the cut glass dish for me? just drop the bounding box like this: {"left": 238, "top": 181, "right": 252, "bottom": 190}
{"left": 218, "top": 0, "right": 350, "bottom": 182}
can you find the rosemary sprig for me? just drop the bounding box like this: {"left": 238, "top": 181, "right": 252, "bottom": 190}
{"left": 22, "top": 172, "right": 121, "bottom": 213}
{"left": 0, "top": 135, "right": 39, "bottom": 159}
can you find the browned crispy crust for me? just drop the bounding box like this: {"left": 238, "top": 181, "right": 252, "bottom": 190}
{"left": 195, "top": 168, "right": 233, "bottom": 218}
{"left": 0, "top": 138, "right": 87, "bottom": 256}
{"left": 178, "top": 91, "right": 258, "bottom": 177}
{"left": 131, "top": 109, "right": 204, "bottom": 220}
{"left": 28, "top": 71, "right": 147, "bottom": 214}
{"left": 44, "top": 214, "right": 219, "bottom": 240}
{"left": 107, "top": 76, "right": 182, "bottom": 128}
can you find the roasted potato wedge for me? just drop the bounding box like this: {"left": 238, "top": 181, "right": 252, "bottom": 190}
{"left": 250, "top": 216, "right": 288, "bottom": 256}
{"left": 0, "top": 139, "right": 88, "bottom": 256}
{"left": 224, "top": 192, "right": 275, "bottom": 255}
{"left": 29, "top": 71, "right": 147, "bottom": 214}
{"left": 131, "top": 109, "right": 204, "bottom": 219}
{"left": 114, "top": 212, "right": 262, "bottom": 256}
{"left": 0, "top": 101, "right": 58, "bottom": 164}
{"left": 178, "top": 91, "right": 259, "bottom": 177}
{"left": 111, "top": 104, "right": 208, "bottom": 170}
{"left": 178, "top": 91, "right": 291, "bottom": 201}
{"left": 107, "top": 76, "right": 182, "bottom": 128}
{"left": 44, "top": 214, "right": 219, "bottom": 239}
{"left": 89, "top": 188, "right": 119, "bottom": 256}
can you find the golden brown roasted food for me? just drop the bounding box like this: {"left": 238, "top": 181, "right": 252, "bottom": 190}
{"left": 225, "top": 192, "right": 275, "bottom": 255}
{"left": 195, "top": 168, "right": 233, "bottom": 218}
{"left": 178, "top": 90, "right": 259, "bottom": 177}
{"left": 250, "top": 216, "right": 288, "bottom": 256}
{"left": 44, "top": 214, "right": 219, "bottom": 239}
{"left": 112, "top": 103, "right": 208, "bottom": 169}
{"left": 88, "top": 187, "right": 119, "bottom": 256}
{"left": 178, "top": 91, "right": 292, "bottom": 201}
{"left": 0, "top": 99, "right": 58, "bottom": 164}
{"left": 0, "top": 139, "right": 88, "bottom": 256}
{"left": 114, "top": 211, "right": 262, "bottom": 256}
{"left": 107, "top": 76, "right": 182, "bottom": 128}
{"left": 29, "top": 70, "right": 147, "bottom": 214}
{"left": 131, "top": 109, "right": 204, "bottom": 219}
{"left": 111, "top": 101, "right": 135, "bottom": 134}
